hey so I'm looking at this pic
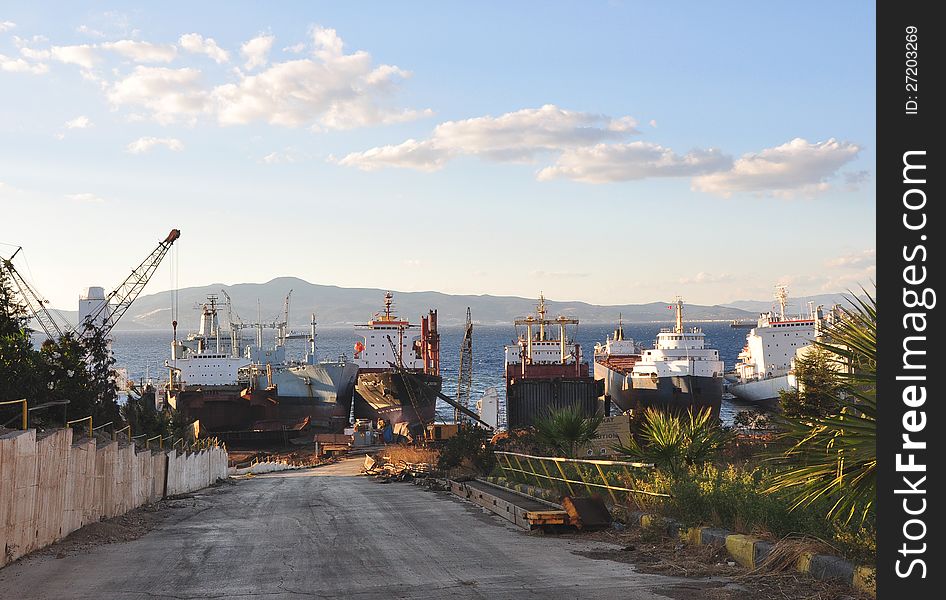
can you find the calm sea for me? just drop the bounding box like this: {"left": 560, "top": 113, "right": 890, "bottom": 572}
{"left": 101, "top": 321, "right": 766, "bottom": 425}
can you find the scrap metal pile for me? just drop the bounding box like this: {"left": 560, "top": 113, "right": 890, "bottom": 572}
{"left": 360, "top": 454, "right": 447, "bottom": 489}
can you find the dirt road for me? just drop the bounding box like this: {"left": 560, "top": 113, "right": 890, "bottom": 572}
{"left": 0, "top": 458, "right": 723, "bottom": 599}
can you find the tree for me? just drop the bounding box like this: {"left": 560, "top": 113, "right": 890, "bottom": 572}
{"left": 779, "top": 346, "right": 843, "bottom": 419}
{"left": 0, "top": 268, "right": 45, "bottom": 422}
{"left": 766, "top": 289, "right": 876, "bottom": 525}
{"left": 614, "top": 407, "right": 732, "bottom": 475}
{"left": 533, "top": 405, "right": 603, "bottom": 458}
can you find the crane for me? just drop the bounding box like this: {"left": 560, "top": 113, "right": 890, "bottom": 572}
{"left": 75, "top": 229, "right": 181, "bottom": 338}
{"left": 1, "top": 229, "right": 180, "bottom": 341}
{"left": 1, "top": 247, "right": 68, "bottom": 339}
{"left": 455, "top": 307, "right": 473, "bottom": 423}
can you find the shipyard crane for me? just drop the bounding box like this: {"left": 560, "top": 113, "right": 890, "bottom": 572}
{"left": 75, "top": 229, "right": 181, "bottom": 338}
{"left": 455, "top": 307, "right": 473, "bottom": 423}
{"left": 0, "top": 247, "right": 68, "bottom": 339}
{"left": 2, "top": 229, "right": 180, "bottom": 342}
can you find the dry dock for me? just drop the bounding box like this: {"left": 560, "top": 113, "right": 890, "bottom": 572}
{"left": 0, "top": 457, "right": 704, "bottom": 599}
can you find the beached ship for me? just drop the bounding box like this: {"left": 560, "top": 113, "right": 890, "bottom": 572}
{"left": 627, "top": 298, "right": 724, "bottom": 416}
{"left": 352, "top": 292, "right": 442, "bottom": 434}
{"left": 504, "top": 294, "right": 601, "bottom": 429}
{"left": 729, "top": 286, "right": 822, "bottom": 403}
{"left": 593, "top": 316, "right": 642, "bottom": 414}
{"left": 166, "top": 295, "right": 358, "bottom": 438}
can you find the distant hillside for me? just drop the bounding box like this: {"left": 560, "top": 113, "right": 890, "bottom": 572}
{"left": 722, "top": 292, "right": 860, "bottom": 317}
{"left": 47, "top": 277, "right": 757, "bottom": 331}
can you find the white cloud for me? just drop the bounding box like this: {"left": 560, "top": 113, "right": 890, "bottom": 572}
{"left": 178, "top": 33, "right": 229, "bottom": 63}
{"left": 678, "top": 272, "right": 733, "bottom": 285}
{"left": 692, "top": 138, "right": 861, "bottom": 198}
{"left": 825, "top": 248, "right": 875, "bottom": 269}
{"left": 537, "top": 142, "right": 730, "bottom": 183}
{"left": 76, "top": 25, "right": 106, "bottom": 38}
{"left": 96, "top": 27, "right": 423, "bottom": 130}
{"left": 65, "top": 192, "right": 106, "bottom": 204}
{"left": 0, "top": 53, "right": 48, "bottom": 74}
{"left": 64, "top": 115, "right": 92, "bottom": 129}
{"left": 101, "top": 40, "right": 177, "bottom": 63}
{"left": 49, "top": 44, "right": 98, "bottom": 69}
{"left": 18, "top": 46, "right": 50, "bottom": 60}
{"left": 0, "top": 21, "right": 16, "bottom": 32}
{"left": 260, "top": 148, "right": 308, "bottom": 164}
{"left": 125, "top": 136, "right": 184, "bottom": 154}
{"left": 108, "top": 67, "right": 208, "bottom": 124}
{"left": 283, "top": 43, "right": 305, "bottom": 54}
{"left": 649, "top": 119, "right": 657, "bottom": 128}
{"left": 241, "top": 34, "right": 274, "bottom": 70}
{"left": 212, "top": 27, "right": 425, "bottom": 129}
{"left": 338, "top": 139, "right": 446, "bottom": 172}
{"left": 339, "top": 104, "right": 638, "bottom": 171}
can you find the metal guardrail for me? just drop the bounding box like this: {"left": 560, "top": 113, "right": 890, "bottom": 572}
{"left": 494, "top": 451, "right": 670, "bottom": 504}
{"left": 66, "top": 415, "right": 93, "bottom": 437}
{"left": 0, "top": 399, "right": 28, "bottom": 430}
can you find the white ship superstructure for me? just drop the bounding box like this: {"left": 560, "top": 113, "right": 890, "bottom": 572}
{"left": 628, "top": 298, "right": 724, "bottom": 415}
{"left": 168, "top": 296, "right": 249, "bottom": 390}
{"left": 729, "top": 286, "right": 820, "bottom": 403}
{"left": 593, "top": 316, "right": 642, "bottom": 413}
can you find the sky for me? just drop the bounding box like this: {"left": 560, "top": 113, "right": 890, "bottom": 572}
{"left": 0, "top": 2, "right": 876, "bottom": 311}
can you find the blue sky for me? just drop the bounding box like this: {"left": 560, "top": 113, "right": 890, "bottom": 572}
{"left": 1, "top": 2, "right": 875, "bottom": 310}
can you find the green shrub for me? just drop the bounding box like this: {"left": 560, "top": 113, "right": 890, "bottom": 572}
{"left": 437, "top": 424, "right": 496, "bottom": 475}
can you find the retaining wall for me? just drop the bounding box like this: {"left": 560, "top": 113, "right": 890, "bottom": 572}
{"left": 0, "top": 428, "right": 228, "bottom": 568}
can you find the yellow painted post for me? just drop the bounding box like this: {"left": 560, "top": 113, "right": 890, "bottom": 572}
{"left": 537, "top": 458, "right": 559, "bottom": 495}
{"left": 552, "top": 459, "right": 576, "bottom": 495}
{"left": 0, "top": 399, "right": 29, "bottom": 429}
{"left": 573, "top": 462, "right": 593, "bottom": 495}
{"left": 524, "top": 456, "right": 544, "bottom": 488}
{"left": 67, "top": 415, "right": 93, "bottom": 438}
{"left": 594, "top": 463, "right": 618, "bottom": 504}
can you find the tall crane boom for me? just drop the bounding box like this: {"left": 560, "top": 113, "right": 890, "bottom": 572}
{"left": 1, "top": 247, "right": 67, "bottom": 340}
{"left": 455, "top": 307, "right": 473, "bottom": 423}
{"left": 76, "top": 229, "right": 180, "bottom": 337}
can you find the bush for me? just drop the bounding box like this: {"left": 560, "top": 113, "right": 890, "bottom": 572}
{"left": 615, "top": 407, "right": 732, "bottom": 475}
{"left": 437, "top": 424, "right": 496, "bottom": 475}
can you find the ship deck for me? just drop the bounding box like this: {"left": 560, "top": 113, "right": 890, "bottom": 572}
{"left": 594, "top": 355, "right": 640, "bottom": 375}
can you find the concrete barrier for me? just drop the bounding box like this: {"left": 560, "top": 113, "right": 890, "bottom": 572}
{"left": 0, "top": 428, "right": 228, "bottom": 568}
{"left": 228, "top": 460, "right": 300, "bottom": 476}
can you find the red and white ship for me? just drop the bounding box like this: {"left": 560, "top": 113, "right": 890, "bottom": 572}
{"left": 352, "top": 292, "right": 441, "bottom": 434}
{"left": 504, "top": 294, "right": 602, "bottom": 429}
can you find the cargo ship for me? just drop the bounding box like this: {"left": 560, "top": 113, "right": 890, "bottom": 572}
{"left": 628, "top": 298, "right": 724, "bottom": 416}
{"left": 504, "top": 294, "right": 602, "bottom": 429}
{"left": 352, "top": 292, "right": 441, "bottom": 435}
{"left": 593, "top": 316, "right": 642, "bottom": 414}
{"left": 166, "top": 295, "right": 358, "bottom": 439}
{"left": 729, "top": 286, "right": 825, "bottom": 403}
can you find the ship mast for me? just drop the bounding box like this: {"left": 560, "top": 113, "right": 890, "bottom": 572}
{"left": 674, "top": 296, "right": 684, "bottom": 334}
{"left": 775, "top": 285, "right": 789, "bottom": 321}
{"left": 537, "top": 292, "right": 547, "bottom": 341}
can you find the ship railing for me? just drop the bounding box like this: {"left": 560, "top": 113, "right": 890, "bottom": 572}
{"left": 494, "top": 451, "right": 669, "bottom": 505}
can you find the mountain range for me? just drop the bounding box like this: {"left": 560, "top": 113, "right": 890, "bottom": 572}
{"left": 46, "top": 277, "right": 855, "bottom": 331}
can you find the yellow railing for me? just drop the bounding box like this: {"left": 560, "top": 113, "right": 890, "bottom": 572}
{"left": 113, "top": 425, "right": 131, "bottom": 441}
{"left": 494, "top": 451, "right": 669, "bottom": 503}
{"left": 66, "top": 415, "right": 93, "bottom": 438}
{"left": 0, "top": 398, "right": 28, "bottom": 430}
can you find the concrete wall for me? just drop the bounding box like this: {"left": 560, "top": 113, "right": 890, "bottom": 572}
{"left": 0, "top": 428, "right": 228, "bottom": 568}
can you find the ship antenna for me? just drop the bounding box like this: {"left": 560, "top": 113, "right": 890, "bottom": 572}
{"left": 674, "top": 296, "right": 684, "bottom": 334}
{"left": 384, "top": 291, "right": 393, "bottom": 320}
{"left": 616, "top": 312, "right": 624, "bottom": 341}
{"left": 775, "top": 285, "right": 788, "bottom": 321}
{"left": 537, "top": 292, "right": 547, "bottom": 341}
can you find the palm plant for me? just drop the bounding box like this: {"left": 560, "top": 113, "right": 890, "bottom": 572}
{"left": 533, "top": 405, "right": 603, "bottom": 458}
{"left": 766, "top": 288, "right": 876, "bottom": 525}
{"left": 614, "top": 407, "right": 731, "bottom": 475}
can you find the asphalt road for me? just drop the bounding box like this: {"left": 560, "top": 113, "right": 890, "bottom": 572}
{"left": 0, "top": 458, "right": 708, "bottom": 599}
